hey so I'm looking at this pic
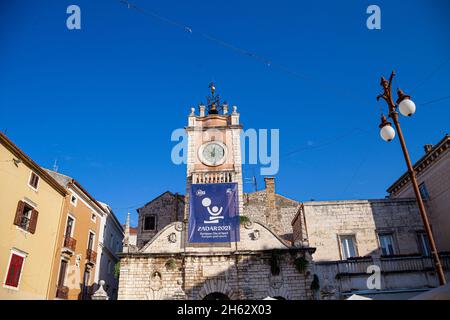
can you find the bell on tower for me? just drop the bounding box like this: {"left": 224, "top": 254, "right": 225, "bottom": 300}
{"left": 206, "top": 82, "right": 221, "bottom": 115}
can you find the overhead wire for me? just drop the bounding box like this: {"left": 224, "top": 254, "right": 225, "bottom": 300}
{"left": 114, "top": 0, "right": 449, "bottom": 206}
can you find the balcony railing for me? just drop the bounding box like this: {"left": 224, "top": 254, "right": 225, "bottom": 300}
{"left": 56, "top": 286, "right": 69, "bottom": 299}
{"left": 192, "top": 171, "right": 234, "bottom": 184}
{"left": 317, "top": 253, "right": 450, "bottom": 276}
{"left": 86, "top": 249, "right": 97, "bottom": 264}
{"left": 336, "top": 257, "right": 374, "bottom": 275}
{"left": 63, "top": 236, "right": 77, "bottom": 252}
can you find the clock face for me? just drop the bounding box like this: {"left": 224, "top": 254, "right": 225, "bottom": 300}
{"left": 199, "top": 142, "right": 226, "bottom": 166}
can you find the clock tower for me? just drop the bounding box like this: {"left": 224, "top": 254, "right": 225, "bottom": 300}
{"left": 184, "top": 83, "right": 244, "bottom": 223}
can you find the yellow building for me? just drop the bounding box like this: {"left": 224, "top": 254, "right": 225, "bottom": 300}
{"left": 45, "top": 170, "right": 105, "bottom": 300}
{"left": 0, "top": 132, "right": 67, "bottom": 300}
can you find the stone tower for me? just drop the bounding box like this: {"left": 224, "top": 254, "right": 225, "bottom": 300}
{"left": 184, "top": 83, "right": 244, "bottom": 222}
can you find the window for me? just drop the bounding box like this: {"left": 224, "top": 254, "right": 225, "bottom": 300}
{"left": 110, "top": 233, "right": 114, "bottom": 248}
{"left": 417, "top": 232, "right": 431, "bottom": 256}
{"left": 87, "top": 231, "right": 95, "bottom": 251}
{"left": 82, "top": 270, "right": 90, "bottom": 300}
{"left": 419, "top": 183, "right": 430, "bottom": 200}
{"left": 57, "top": 260, "right": 68, "bottom": 288}
{"left": 379, "top": 233, "right": 396, "bottom": 256}
{"left": 91, "top": 213, "right": 96, "bottom": 222}
{"left": 13, "top": 201, "right": 39, "bottom": 234}
{"left": 5, "top": 252, "right": 25, "bottom": 288}
{"left": 340, "top": 235, "right": 357, "bottom": 260}
{"left": 65, "top": 216, "right": 74, "bottom": 237}
{"left": 28, "top": 172, "right": 39, "bottom": 190}
{"left": 143, "top": 215, "right": 156, "bottom": 231}
{"left": 70, "top": 195, "right": 77, "bottom": 206}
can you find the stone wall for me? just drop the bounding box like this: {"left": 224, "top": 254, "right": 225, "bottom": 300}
{"left": 136, "top": 192, "right": 184, "bottom": 248}
{"left": 118, "top": 251, "right": 315, "bottom": 300}
{"left": 297, "top": 199, "right": 423, "bottom": 261}
{"left": 243, "top": 189, "right": 300, "bottom": 242}
{"left": 119, "top": 220, "right": 316, "bottom": 300}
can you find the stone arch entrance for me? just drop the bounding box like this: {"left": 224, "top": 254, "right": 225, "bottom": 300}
{"left": 267, "top": 285, "right": 290, "bottom": 300}
{"left": 203, "top": 292, "right": 230, "bottom": 300}
{"left": 197, "top": 279, "right": 237, "bottom": 300}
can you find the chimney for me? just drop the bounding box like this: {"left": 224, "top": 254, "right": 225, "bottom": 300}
{"left": 264, "top": 177, "right": 282, "bottom": 234}
{"left": 424, "top": 144, "right": 433, "bottom": 154}
{"left": 265, "top": 177, "right": 275, "bottom": 200}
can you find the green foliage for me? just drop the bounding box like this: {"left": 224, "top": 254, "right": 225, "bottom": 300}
{"left": 114, "top": 262, "right": 120, "bottom": 279}
{"left": 239, "top": 215, "right": 251, "bottom": 224}
{"left": 270, "top": 250, "right": 281, "bottom": 276}
{"left": 165, "top": 258, "right": 177, "bottom": 271}
{"left": 294, "top": 257, "right": 309, "bottom": 274}
{"left": 311, "top": 274, "right": 320, "bottom": 292}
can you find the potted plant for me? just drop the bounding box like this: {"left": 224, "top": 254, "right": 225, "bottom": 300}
{"left": 165, "top": 258, "right": 177, "bottom": 271}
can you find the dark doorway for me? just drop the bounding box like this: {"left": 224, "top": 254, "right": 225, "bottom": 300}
{"left": 203, "top": 292, "right": 230, "bottom": 300}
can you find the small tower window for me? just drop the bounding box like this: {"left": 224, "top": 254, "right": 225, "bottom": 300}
{"left": 143, "top": 215, "right": 156, "bottom": 231}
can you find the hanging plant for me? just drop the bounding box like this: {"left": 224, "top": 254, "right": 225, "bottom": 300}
{"left": 311, "top": 274, "right": 320, "bottom": 292}
{"left": 239, "top": 215, "right": 251, "bottom": 224}
{"left": 270, "top": 250, "right": 281, "bottom": 275}
{"left": 294, "top": 256, "right": 309, "bottom": 274}
{"left": 165, "top": 258, "right": 177, "bottom": 271}
{"left": 114, "top": 262, "right": 120, "bottom": 279}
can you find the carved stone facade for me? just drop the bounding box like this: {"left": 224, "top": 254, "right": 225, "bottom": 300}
{"left": 118, "top": 221, "right": 315, "bottom": 300}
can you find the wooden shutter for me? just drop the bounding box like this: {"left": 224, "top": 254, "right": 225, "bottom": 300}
{"left": 13, "top": 201, "right": 25, "bottom": 226}
{"left": 28, "top": 209, "right": 39, "bottom": 234}
{"left": 5, "top": 254, "right": 24, "bottom": 287}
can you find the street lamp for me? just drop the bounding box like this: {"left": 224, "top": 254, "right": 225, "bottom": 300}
{"left": 377, "top": 71, "right": 446, "bottom": 286}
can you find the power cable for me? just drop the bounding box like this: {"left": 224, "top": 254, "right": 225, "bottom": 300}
{"left": 411, "top": 56, "right": 450, "bottom": 94}
{"left": 419, "top": 95, "right": 450, "bottom": 106}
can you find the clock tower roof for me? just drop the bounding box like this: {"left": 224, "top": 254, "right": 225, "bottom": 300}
{"left": 187, "top": 83, "right": 241, "bottom": 128}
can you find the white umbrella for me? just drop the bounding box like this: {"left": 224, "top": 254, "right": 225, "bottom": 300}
{"left": 346, "top": 294, "right": 372, "bottom": 300}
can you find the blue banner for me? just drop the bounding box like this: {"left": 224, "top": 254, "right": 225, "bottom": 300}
{"left": 188, "top": 183, "right": 240, "bottom": 243}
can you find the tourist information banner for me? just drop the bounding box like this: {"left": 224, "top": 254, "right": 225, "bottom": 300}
{"left": 188, "top": 183, "right": 240, "bottom": 243}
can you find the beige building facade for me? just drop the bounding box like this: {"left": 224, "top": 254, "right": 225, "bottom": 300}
{"left": 45, "top": 170, "right": 105, "bottom": 300}
{"left": 388, "top": 135, "right": 450, "bottom": 252}
{"left": 0, "top": 132, "right": 67, "bottom": 300}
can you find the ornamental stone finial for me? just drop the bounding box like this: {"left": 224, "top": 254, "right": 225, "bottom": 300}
{"left": 91, "top": 280, "right": 109, "bottom": 300}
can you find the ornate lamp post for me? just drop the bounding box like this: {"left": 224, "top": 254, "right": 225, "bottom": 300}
{"left": 377, "top": 71, "right": 446, "bottom": 285}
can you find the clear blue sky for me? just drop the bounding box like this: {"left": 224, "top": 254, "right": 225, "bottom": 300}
{"left": 1, "top": 0, "right": 449, "bottom": 226}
